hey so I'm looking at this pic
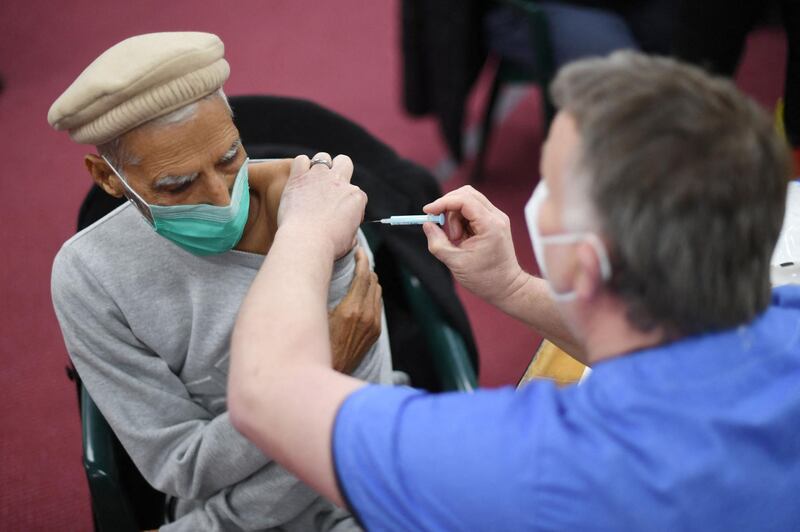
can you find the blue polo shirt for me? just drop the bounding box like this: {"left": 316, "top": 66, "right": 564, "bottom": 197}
{"left": 332, "top": 287, "right": 800, "bottom": 531}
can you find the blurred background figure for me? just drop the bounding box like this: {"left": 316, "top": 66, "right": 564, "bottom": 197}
{"left": 672, "top": 0, "right": 800, "bottom": 170}
{"left": 488, "top": 0, "right": 675, "bottom": 72}
{"left": 403, "top": 0, "right": 678, "bottom": 182}
{"left": 402, "top": 0, "right": 797, "bottom": 182}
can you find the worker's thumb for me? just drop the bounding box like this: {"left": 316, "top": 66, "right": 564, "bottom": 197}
{"left": 290, "top": 154, "right": 311, "bottom": 178}
{"left": 423, "top": 222, "right": 458, "bottom": 263}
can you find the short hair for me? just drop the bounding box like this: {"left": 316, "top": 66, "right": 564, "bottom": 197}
{"left": 97, "top": 88, "right": 232, "bottom": 169}
{"left": 550, "top": 51, "right": 792, "bottom": 336}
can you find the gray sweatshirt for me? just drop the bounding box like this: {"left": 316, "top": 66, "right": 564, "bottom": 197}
{"left": 51, "top": 203, "right": 392, "bottom": 531}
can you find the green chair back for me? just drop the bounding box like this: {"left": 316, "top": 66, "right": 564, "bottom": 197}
{"left": 80, "top": 384, "right": 165, "bottom": 531}
{"left": 400, "top": 271, "right": 477, "bottom": 391}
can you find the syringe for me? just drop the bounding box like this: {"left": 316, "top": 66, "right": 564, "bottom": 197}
{"left": 370, "top": 214, "right": 445, "bottom": 226}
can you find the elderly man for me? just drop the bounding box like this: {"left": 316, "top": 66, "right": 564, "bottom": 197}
{"left": 49, "top": 33, "right": 392, "bottom": 531}
{"left": 228, "top": 51, "right": 800, "bottom": 530}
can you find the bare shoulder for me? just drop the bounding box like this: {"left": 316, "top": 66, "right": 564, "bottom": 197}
{"left": 248, "top": 158, "right": 291, "bottom": 211}
{"left": 248, "top": 158, "right": 292, "bottom": 183}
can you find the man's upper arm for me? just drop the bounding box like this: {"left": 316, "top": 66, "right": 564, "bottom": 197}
{"left": 51, "top": 247, "right": 269, "bottom": 499}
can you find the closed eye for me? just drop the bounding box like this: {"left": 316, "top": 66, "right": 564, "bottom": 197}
{"left": 166, "top": 180, "right": 194, "bottom": 195}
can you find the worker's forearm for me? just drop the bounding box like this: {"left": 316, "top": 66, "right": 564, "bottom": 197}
{"left": 233, "top": 225, "right": 334, "bottom": 379}
{"left": 228, "top": 224, "right": 363, "bottom": 506}
{"left": 228, "top": 224, "right": 335, "bottom": 445}
{"left": 495, "top": 273, "right": 586, "bottom": 359}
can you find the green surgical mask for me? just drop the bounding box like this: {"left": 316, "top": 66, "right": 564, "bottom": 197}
{"left": 103, "top": 156, "right": 251, "bottom": 256}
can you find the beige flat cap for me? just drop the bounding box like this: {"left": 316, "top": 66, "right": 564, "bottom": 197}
{"left": 48, "top": 32, "right": 230, "bottom": 145}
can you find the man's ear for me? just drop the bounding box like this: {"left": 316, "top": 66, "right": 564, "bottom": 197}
{"left": 85, "top": 154, "right": 124, "bottom": 198}
{"left": 574, "top": 241, "right": 603, "bottom": 300}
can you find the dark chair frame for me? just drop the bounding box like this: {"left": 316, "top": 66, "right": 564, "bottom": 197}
{"left": 473, "top": 0, "right": 556, "bottom": 183}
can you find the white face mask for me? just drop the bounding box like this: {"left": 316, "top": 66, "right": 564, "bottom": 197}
{"left": 523, "top": 180, "right": 612, "bottom": 301}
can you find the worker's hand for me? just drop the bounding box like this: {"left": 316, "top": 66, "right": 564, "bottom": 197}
{"left": 277, "top": 152, "right": 366, "bottom": 259}
{"left": 329, "top": 248, "right": 382, "bottom": 374}
{"left": 422, "top": 185, "right": 525, "bottom": 305}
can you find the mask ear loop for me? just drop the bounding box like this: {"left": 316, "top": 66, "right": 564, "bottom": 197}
{"left": 538, "top": 232, "right": 613, "bottom": 301}
{"left": 583, "top": 233, "right": 612, "bottom": 281}
{"left": 101, "top": 155, "right": 155, "bottom": 226}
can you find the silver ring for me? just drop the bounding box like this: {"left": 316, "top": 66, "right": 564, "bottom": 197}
{"left": 310, "top": 157, "right": 332, "bottom": 169}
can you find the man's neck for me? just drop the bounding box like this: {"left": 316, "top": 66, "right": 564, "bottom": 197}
{"left": 235, "top": 160, "right": 291, "bottom": 255}
{"left": 579, "top": 295, "right": 668, "bottom": 366}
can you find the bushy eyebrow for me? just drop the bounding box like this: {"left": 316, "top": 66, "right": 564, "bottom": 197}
{"left": 153, "top": 172, "right": 199, "bottom": 190}
{"left": 151, "top": 138, "right": 242, "bottom": 191}
{"left": 218, "top": 139, "right": 242, "bottom": 164}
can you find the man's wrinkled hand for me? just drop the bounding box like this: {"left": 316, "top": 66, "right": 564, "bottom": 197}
{"left": 422, "top": 185, "right": 524, "bottom": 305}
{"left": 329, "top": 248, "right": 382, "bottom": 374}
{"left": 277, "top": 152, "right": 366, "bottom": 260}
